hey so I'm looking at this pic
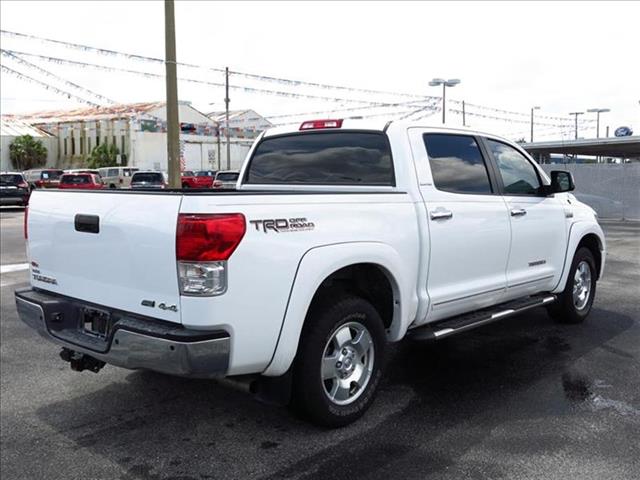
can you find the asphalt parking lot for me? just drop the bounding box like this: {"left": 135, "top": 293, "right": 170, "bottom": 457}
{"left": 1, "top": 207, "right": 638, "bottom": 480}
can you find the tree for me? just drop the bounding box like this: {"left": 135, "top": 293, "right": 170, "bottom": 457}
{"left": 9, "top": 135, "right": 47, "bottom": 170}
{"left": 87, "top": 143, "right": 120, "bottom": 169}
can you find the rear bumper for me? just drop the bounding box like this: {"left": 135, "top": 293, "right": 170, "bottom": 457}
{"left": 15, "top": 288, "right": 230, "bottom": 378}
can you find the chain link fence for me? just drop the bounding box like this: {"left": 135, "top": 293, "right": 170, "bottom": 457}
{"left": 541, "top": 164, "right": 640, "bottom": 221}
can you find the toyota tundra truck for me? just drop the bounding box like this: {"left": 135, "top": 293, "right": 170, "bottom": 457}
{"left": 15, "top": 119, "right": 605, "bottom": 427}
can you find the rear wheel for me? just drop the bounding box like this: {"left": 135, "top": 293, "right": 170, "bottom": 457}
{"left": 292, "top": 295, "right": 386, "bottom": 427}
{"left": 547, "top": 247, "right": 597, "bottom": 324}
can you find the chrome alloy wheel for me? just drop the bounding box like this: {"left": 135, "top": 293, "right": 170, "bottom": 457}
{"left": 321, "top": 321, "right": 375, "bottom": 406}
{"left": 573, "top": 260, "right": 592, "bottom": 310}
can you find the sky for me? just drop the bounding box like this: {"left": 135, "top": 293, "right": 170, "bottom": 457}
{"left": 1, "top": 0, "right": 639, "bottom": 141}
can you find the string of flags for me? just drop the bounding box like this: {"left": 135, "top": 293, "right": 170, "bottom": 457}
{"left": 1, "top": 49, "right": 117, "bottom": 105}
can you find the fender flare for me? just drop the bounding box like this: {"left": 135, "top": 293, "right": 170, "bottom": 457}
{"left": 262, "top": 241, "right": 417, "bottom": 377}
{"left": 552, "top": 221, "right": 606, "bottom": 293}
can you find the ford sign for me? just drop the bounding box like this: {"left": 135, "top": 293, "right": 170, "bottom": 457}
{"left": 614, "top": 126, "right": 633, "bottom": 137}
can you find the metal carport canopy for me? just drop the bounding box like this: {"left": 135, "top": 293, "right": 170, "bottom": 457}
{"left": 521, "top": 136, "right": 640, "bottom": 157}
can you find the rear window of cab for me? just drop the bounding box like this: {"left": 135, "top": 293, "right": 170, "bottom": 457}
{"left": 245, "top": 131, "right": 395, "bottom": 186}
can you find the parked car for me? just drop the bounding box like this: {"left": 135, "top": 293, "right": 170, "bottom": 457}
{"left": 213, "top": 170, "right": 239, "bottom": 189}
{"left": 58, "top": 173, "right": 104, "bottom": 190}
{"left": 0, "top": 172, "right": 30, "bottom": 206}
{"left": 24, "top": 168, "right": 64, "bottom": 189}
{"left": 17, "top": 119, "right": 605, "bottom": 427}
{"left": 181, "top": 170, "right": 214, "bottom": 189}
{"left": 130, "top": 171, "right": 168, "bottom": 189}
{"left": 97, "top": 167, "right": 139, "bottom": 189}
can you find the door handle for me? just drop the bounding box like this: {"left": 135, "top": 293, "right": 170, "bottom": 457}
{"left": 430, "top": 210, "right": 453, "bottom": 220}
{"left": 510, "top": 208, "right": 527, "bottom": 217}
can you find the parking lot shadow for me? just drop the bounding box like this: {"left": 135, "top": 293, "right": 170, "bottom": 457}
{"left": 34, "top": 306, "right": 636, "bottom": 479}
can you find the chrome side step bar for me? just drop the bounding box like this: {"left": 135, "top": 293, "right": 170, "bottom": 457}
{"left": 410, "top": 294, "right": 557, "bottom": 341}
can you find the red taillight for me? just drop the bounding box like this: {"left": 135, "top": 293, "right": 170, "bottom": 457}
{"left": 18, "top": 182, "right": 28, "bottom": 189}
{"left": 24, "top": 206, "right": 28, "bottom": 239}
{"left": 300, "top": 119, "right": 343, "bottom": 130}
{"left": 35, "top": 180, "right": 43, "bottom": 187}
{"left": 176, "top": 213, "right": 246, "bottom": 261}
{"left": 213, "top": 180, "right": 222, "bottom": 188}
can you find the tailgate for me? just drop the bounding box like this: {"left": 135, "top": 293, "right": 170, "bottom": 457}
{"left": 27, "top": 191, "right": 184, "bottom": 324}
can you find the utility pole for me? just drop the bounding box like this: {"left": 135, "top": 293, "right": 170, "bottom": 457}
{"left": 216, "top": 126, "right": 221, "bottom": 171}
{"left": 569, "top": 112, "right": 584, "bottom": 140}
{"left": 462, "top": 100, "right": 466, "bottom": 127}
{"left": 530, "top": 106, "right": 540, "bottom": 142}
{"left": 164, "top": 0, "right": 180, "bottom": 188}
{"left": 225, "top": 66, "right": 230, "bottom": 170}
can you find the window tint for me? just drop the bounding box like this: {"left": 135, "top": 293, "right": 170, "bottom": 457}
{"left": 61, "top": 174, "right": 90, "bottom": 184}
{"left": 216, "top": 172, "right": 239, "bottom": 181}
{"left": 486, "top": 139, "right": 540, "bottom": 195}
{"left": 0, "top": 174, "right": 24, "bottom": 185}
{"left": 132, "top": 172, "right": 164, "bottom": 183}
{"left": 423, "top": 134, "right": 492, "bottom": 194}
{"left": 246, "top": 132, "right": 394, "bottom": 186}
{"left": 107, "top": 168, "right": 119, "bottom": 177}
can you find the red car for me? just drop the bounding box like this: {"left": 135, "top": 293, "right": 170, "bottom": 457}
{"left": 58, "top": 173, "right": 104, "bottom": 190}
{"left": 181, "top": 170, "right": 214, "bottom": 189}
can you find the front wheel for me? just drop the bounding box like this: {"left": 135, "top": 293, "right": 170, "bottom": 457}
{"left": 547, "top": 247, "right": 597, "bottom": 324}
{"left": 292, "top": 295, "right": 386, "bottom": 427}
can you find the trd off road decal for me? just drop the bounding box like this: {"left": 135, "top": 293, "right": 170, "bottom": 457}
{"left": 249, "top": 217, "right": 315, "bottom": 233}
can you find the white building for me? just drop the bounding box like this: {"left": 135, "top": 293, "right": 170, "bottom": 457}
{"left": 7, "top": 102, "right": 230, "bottom": 171}
{"left": 207, "top": 109, "right": 273, "bottom": 170}
{"left": 0, "top": 118, "right": 58, "bottom": 171}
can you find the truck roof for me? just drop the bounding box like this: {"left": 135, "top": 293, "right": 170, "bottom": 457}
{"left": 263, "top": 119, "right": 515, "bottom": 144}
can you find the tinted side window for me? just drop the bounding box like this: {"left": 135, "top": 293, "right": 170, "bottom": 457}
{"left": 423, "top": 134, "right": 492, "bottom": 194}
{"left": 246, "top": 132, "right": 394, "bottom": 186}
{"left": 486, "top": 139, "right": 540, "bottom": 195}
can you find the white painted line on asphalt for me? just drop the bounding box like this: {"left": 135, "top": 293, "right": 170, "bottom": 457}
{"left": 0, "top": 263, "right": 29, "bottom": 274}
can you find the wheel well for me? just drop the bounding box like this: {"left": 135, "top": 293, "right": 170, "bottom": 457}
{"left": 577, "top": 234, "right": 602, "bottom": 279}
{"left": 308, "top": 264, "right": 396, "bottom": 330}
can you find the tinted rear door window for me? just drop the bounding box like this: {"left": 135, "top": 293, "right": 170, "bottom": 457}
{"left": 245, "top": 132, "right": 394, "bottom": 186}
{"left": 423, "top": 134, "right": 492, "bottom": 194}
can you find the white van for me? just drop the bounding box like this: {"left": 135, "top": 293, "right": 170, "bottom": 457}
{"left": 98, "top": 167, "right": 139, "bottom": 189}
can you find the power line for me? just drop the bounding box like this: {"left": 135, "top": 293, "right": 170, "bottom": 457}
{"left": 1, "top": 49, "right": 116, "bottom": 104}
{"left": 0, "top": 29, "right": 433, "bottom": 100}
{"left": 1, "top": 49, "right": 419, "bottom": 107}
{"left": 0, "top": 64, "right": 100, "bottom": 106}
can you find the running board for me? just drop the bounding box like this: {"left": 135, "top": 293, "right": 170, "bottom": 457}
{"left": 409, "top": 293, "right": 557, "bottom": 341}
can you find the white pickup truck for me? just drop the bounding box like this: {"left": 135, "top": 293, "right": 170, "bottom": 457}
{"left": 16, "top": 119, "right": 605, "bottom": 427}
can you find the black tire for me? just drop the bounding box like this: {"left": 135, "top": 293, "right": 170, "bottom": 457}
{"left": 182, "top": 183, "right": 189, "bottom": 189}
{"left": 291, "top": 295, "right": 386, "bottom": 428}
{"left": 547, "top": 247, "right": 597, "bottom": 324}
{"left": 109, "top": 184, "right": 117, "bottom": 189}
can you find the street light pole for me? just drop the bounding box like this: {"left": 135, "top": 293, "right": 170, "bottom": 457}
{"left": 164, "top": 0, "right": 180, "bottom": 188}
{"left": 587, "top": 108, "right": 610, "bottom": 138}
{"left": 530, "top": 106, "right": 540, "bottom": 142}
{"left": 569, "top": 111, "right": 584, "bottom": 140}
{"left": 429, "top": 78, "right": 460, "bottom": 125}
{"left": 225, "top": 66, "right": 230, "bottom": 170}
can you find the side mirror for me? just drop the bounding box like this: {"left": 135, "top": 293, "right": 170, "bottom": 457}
{"left": 550, "top": 170, "right": 575, "bottom": 193}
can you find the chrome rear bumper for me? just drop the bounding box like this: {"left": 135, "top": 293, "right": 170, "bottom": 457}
{"left": 15, "top": 288, "right": 230, "bottom": 378}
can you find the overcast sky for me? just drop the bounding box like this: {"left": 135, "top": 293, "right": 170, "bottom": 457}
{"left": 1, "top": 0, "right": 638, "bottom": 140}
